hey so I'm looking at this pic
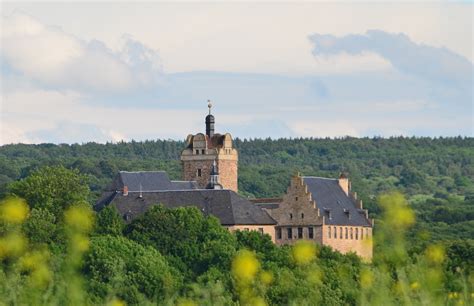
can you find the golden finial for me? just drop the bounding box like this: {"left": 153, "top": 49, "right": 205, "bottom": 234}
{"left": 207, "top": 99, "right": 212, "bottom": 115}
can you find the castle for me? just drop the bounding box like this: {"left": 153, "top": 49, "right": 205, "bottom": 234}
{"left": 96, "top": 102, "right": 373, "bottom": 260}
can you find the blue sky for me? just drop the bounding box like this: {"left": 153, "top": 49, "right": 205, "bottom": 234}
{"left": 1, "top": 2, "right": 472, "bottom": 144}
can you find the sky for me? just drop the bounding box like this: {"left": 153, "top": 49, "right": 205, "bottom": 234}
{"left": 0, "top": 1, "right": 473, "bottom": 144}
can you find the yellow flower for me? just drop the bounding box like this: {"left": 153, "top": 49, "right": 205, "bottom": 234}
{"left": 426, "top": 245, "right": 445, "bottom": 264}
{"left": 410, "top": 282, "right": 420, "bottom": 290}
{"left": 360, "top": 268, "right": 374, "bottom": 289}
{"left": 107, "top": 298, "right": 127, "bottom": 306}
{"left": 249, "top": 297, "right": 267, "bottom": 306}
{"left": 260, "top": 271, "right": 273, "bottom": 285}
{"left": 0, "top": 233, "right": 27, "bottom": 258}
{"left": 0, "top": 197, "right": 29, "bottom": 224}
{"left": 292, "top": 241, "right": 317, "bottom": 265}
{"left": 64, "top": 205, "right": 94, "bottom": 233}
{"left": 232, "top": 250, "right": 260, "bottom": 283}
{"left": 30, "top": 265, "right": 52, "bottom": 288}
{"left": 379, "top": 192, "right": 415, "bottom": 228}
{"left": 70, "top": 233, "right": 90, "bottom": 252}
{"left": 176, "top": 299, "right": 196, "bottom": 306}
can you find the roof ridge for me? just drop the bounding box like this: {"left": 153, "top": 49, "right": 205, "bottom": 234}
{"left": 303, "top": 176, "right": 337, "bottom": 180}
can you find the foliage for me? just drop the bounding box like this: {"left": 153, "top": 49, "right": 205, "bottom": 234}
{"left": 124, "top": 205, "right": 237, "bottom": 279}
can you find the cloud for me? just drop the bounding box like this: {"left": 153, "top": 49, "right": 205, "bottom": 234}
{"left": 1, "top": 12, "right": 162, "bottom": 93}
{"left": 309, "top": 30, "right": 473, "bottom": 86}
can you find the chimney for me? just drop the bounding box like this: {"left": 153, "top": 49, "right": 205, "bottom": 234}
{"left": 123, "top": 185, "right": 128, "bottom": 196}
{"left": 338, "top": 172, "right": 349, "bottom": 196}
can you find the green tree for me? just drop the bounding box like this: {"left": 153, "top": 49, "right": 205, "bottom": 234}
{"left": 8, "top": 166, "right": 90, "bottom": 216}
{"left": 124, "top": 205, "right": 237, "bottom": 278}
{"left": 95, "top": 206, "right": 124, "bottom": 236}
{"left": 84, "top": 235, "right": 181, "bottom": 305}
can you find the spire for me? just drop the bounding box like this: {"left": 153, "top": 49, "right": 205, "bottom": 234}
{"left": 207, "top": 160, "right": 222, "bottom": 189}
{"left": 205, "top": 99, "right": 215, "bottom": 137}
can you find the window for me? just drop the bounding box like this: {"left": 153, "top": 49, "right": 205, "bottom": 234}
{"left": 328, "top": 226, "right": 331, "bottom": 238}
{"left": 355, "top": 228, "right": 359, "bottom": 240}
{"left": 301, "top": 213, "right": 304, "bottom": 219}
{"left": 287, "top": 228, "right": 293, "bottom": 239}
{"left": 345, "top": 227, "right": 348, "bottom": 239}
{"left": 276, "top": 228, "right": 282, "bottom": 240}
{"left": 201, "top": 149, "right": 205, "bottom": 154}
{"left": 340, "top": 227, "right": 343, "bottom": 239}
{"left": 308, "top": 227, "right": 314, "bottom": 239}
{"left": 361, "top": 228, "right": 363, "bottom": 240}
{"left": 258, "top": 228, "right": 264, "bottom": 234}
{"left": 366, "top": 228, "right": 369, "bottom": 239}
{"left": 334, "top": 226, "right": 337, "bottom": 239}
{"left": 244, "top": 228, "right": 249, "bottom": 231}
{"left": 196, "top": 150, "right": 199, "bottom": 155}
{"left": 295, "top": 196, "right": 298, "bottom": 201}
{"left": 197, "top": 169, "right": 202, "bottom": 177}
{"left": 298, "top": 227, "right": 303, "bottom": 239}
{"left": 290, "top": 213, "right": 293, "bottom": 220}
{"left": 350, "top": 228, "right": 353, "bottom": 239}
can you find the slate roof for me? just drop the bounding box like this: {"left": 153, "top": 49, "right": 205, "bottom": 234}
{"left": 303, "top": 177, "right": 371, "bottom": 227}
{"left": 111, "top": 171, "right": 198, "bottom": 192}
{"left": 96, "top": 189, "right": 277, "bottom": 226}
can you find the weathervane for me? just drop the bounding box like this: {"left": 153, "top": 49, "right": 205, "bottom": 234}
{"left": 207, "top": 99, "right": 212, "bottom": 115}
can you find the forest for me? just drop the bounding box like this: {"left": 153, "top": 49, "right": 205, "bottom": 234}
{"left": 0, "top": 137, "right": 473, "bottom": 305}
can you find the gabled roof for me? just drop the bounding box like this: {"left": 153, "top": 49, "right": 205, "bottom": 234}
{"left": 107, "top": 171, "right": 198, "bottom": 192}
{"left": 303, "top": 177, "right": 371, "bottom": 227}
{"left": 96, "top": 189, "right": 277, "bottom": 226}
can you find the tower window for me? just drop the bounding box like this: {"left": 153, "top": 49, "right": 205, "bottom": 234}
{"left": 301, "top": 213, "right": 304, "bottom": 219}
{"left": 197, "top": 169, "right": 202, "bottom": 177}
{"left": 295, "top": 196, "right": 298, "bottom": 201}
{"left": 290, "top": 213, "right": 293, "bottom": 220}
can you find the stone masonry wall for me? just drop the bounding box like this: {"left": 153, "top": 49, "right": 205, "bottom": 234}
{"left": 321, "top": 224, "right": 373, "bottom": 261}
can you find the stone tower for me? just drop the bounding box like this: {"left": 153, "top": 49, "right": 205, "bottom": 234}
{"left": 180, "top": 101, "right": 238, "bottom": 192}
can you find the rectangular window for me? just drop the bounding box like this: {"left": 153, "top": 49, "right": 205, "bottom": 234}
{"left": 350, "top": 228, "right": 353, "bottom": 239}
{"left": 276, "top": 228, "right": 282, "bottom": 240}
{"left": 258, "top": 228, "right": 264, "bottom": 234}
{"left": 287, "top": 228, "right": 293, "bottom": 240}
{"left": 244, "top": 228, "right": 249, "bottom": 231}
{"left": 334, "top": 226, "right": 337, "bottom": 239}
{"left": 201, "top": 149, "right": 205, "bottom": 154}
{"left": 197, "top": 169, "right": 202, "bottom": 177}
{"left": 295, "top": 196, "right": 298, "bottom": 201}
{"left": 366, "top": 228, "right": 369, "bottom": 239}
{"left": 308, "top": 227, "right": 314, "bottom": 239}
{"left": 298, "top": 227, "right": 303, "bottom": 239}
{"left": 355, "top": 228, "right": 359, "bottom": 240}
{"left": 328, "top": 226, "right": 331, "bottom": 238}
{"left": 345, "top": 227, "right": 348, "bottom": 239}
{"left": 340, "top": 227, "right": 343, "bottom": 239}
{"left": 196, "top": 150, "right": 199, "bottom": 155}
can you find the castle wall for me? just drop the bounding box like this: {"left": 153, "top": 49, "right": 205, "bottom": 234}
{"left": 321, "top": 224, "right": 373, "bottom": 261}
{"left": 226, "top": 225, "right": 276, "bottom": 242}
